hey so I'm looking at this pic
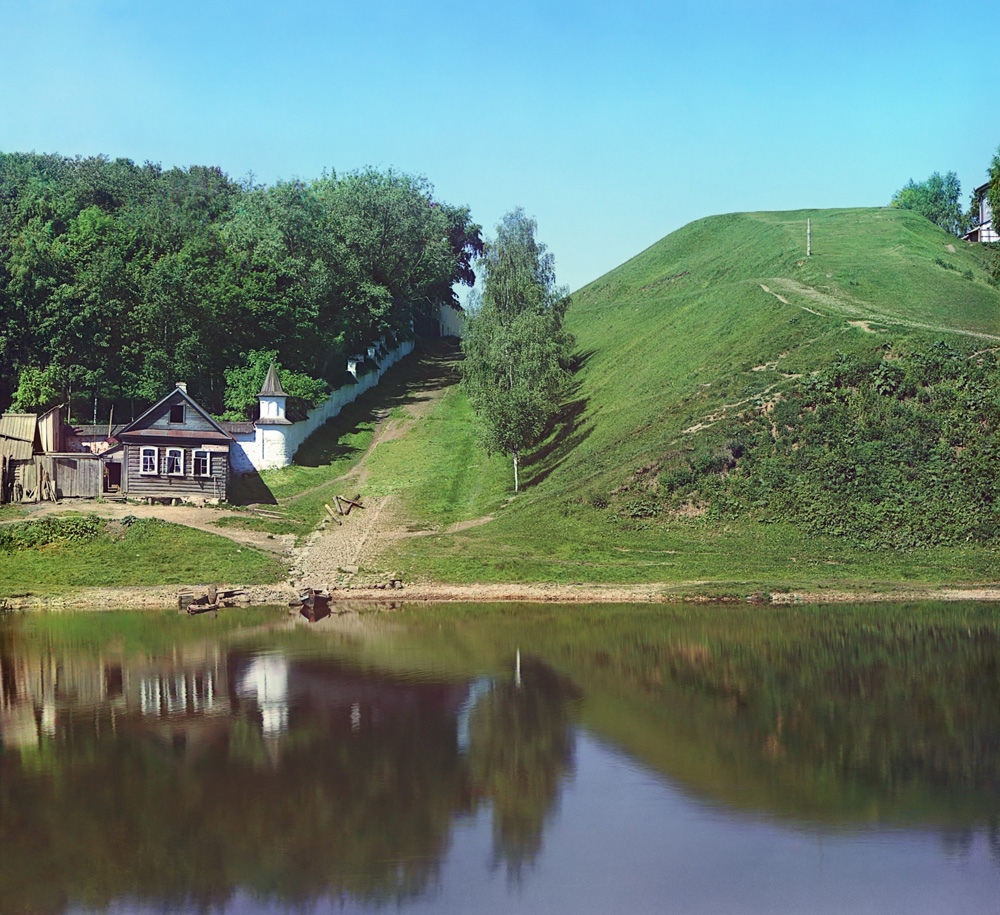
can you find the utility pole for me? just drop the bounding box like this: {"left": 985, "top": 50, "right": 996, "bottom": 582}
{"left": 807, "top": 218, "right": 812, "bottom": 257}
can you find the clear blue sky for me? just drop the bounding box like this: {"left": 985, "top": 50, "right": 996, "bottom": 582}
{"left": 2, "top": 0, "right": 998, "bottom": 294}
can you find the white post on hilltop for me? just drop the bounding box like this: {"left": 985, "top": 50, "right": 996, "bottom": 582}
{"left": 807, "top": 218, "right": 812, "bottom": 257}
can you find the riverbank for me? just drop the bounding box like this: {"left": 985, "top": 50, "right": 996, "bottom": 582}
{"left": 3, "top": 344, "right": 997, "bottom": 610}
{"left": 4, "top": 581, "right": 1000, "bottom": 612}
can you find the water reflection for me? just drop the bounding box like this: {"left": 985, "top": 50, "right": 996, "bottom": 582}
{"left": 1, "top": 603, "right": 999, "bottom": 913}
{"left": 0, "top": 620, "right": 580, "bottom": 912}
{"left": 466, "top": 656, "right": 580, "bottom": 877}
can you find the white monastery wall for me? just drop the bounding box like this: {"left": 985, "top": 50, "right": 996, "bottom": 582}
{"left": 229, "top": 339, "right": 414, "bottom": 474}
{"left": 439, "top": 305, "right": 466, "bottom": 338}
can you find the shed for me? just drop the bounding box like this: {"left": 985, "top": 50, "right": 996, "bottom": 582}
{"left": 116, "top": 384, "right": 232, "bottom": 503}
{"left": 0, "top": 411, "right": 103, "bottom": 502}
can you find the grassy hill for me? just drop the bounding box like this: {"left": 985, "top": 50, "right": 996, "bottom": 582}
{"left": 345, "top": 208, "right": 1000, "bottom": 594}
{"left": 5, "top": 207, "right": 995, "bottom": 599}
{"left": 549, "top": 207, "right": 999, "bottom": 505}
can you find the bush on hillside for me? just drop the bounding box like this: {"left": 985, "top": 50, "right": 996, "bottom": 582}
{"left": 614, "top": 343, "right": 1000, "bottom": 549}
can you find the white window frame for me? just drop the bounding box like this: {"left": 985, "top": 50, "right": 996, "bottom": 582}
{"left": 193, "top": 450, "right": 211, "bottom": 477}
{"left": 165, "top": 447, "right": 184, "bottom": 476}
{"left": 140, "top": 446, "right": 158, "bottom": 475}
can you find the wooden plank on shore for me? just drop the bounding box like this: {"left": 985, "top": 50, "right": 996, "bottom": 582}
{"left": 324, "top": 503, "right": 342, "bottom": 525}
{"left": 249, "top": 507, "right": 287, "bottom": 518}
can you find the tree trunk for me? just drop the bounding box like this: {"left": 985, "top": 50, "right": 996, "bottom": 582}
{"left": 512, "top": 450, "right": 519, "bottom": 493}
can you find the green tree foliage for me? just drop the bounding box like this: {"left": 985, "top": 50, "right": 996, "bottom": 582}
{"left": 890, "top": 170, "right": 966, "bottom": 236}
{"left": 988, "top": 147, "right": 1000, "bottom": 234}
{"left": 461, "top": 210, "right": 574, "bottom": 491}
{"left": 0, "top": 152, "right": 481, "bottom": 419}
{"left": 221, "top": 348, "right": 330, "bottom": 421}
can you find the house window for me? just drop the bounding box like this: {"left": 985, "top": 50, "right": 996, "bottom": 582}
{"left": 169, "top": 404, "right": 185, "bottom": 424}
{"left": 140, "top": 447, "right": 158, "bottom": 475}
{"left": 165, "top": 448, "right": 184, "bottom": 476}
{"left": 193, "top": 450, "right": 211, "bottom": 477}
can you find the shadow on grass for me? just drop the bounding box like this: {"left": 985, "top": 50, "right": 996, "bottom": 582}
{"left": 522, "top": 351, "right": 596, "bottom": 490}
{"left": 294, "top": 338, "right": 463, "bottom": 468}
{"left": 229, "top": 469, "right": 278, "bottom": 506}
{"left": 292, "top": 398, "right": 379, "bottom": 469}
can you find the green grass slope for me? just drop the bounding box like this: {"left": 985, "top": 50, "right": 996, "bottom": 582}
{"left": 368, "top": 208, "right": 1000, "bottom": 593}
{"left": 557, "top": 207, "right": 999, "bottom": 503}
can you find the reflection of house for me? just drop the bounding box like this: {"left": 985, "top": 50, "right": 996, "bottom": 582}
{"left": 116, "top": 383, "right": 232, "bottom": 503}
{"left": 0, "top": 641, "right": 231, "bottom": 755}
{"left": 964, "top": 183, "right": 999, "bottom": 243}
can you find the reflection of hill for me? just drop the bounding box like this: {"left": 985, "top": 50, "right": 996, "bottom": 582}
{"left": 361, "top": 602, "right": 1000, "bottom": 831}
{"left": 454, "top": 603, "right": 1000, "bottom": 829}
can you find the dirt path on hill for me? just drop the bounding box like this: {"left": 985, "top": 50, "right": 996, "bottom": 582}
{"left": 762, "top": 278, "right": 1000, "bottom": 342}
{"left": 286, "top": 349, "right": 462, "bottom": 593}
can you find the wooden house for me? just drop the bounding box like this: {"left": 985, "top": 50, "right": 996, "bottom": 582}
{"left": 116, "top": 384, "right": 232, "bottom": 503}
{"left": 964, "top": 182, "right": 999, "bottom": 243}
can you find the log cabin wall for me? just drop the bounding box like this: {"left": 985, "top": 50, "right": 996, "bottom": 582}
{"left": 122, "top": 442, "right": 229, "bottom": 501}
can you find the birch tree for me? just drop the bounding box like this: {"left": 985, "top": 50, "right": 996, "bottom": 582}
{"left": 461, "top": 209, "right": 573, "bottom": 492}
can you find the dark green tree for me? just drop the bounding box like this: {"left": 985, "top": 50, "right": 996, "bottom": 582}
{"left": 987, "top": 147, "right": 1000, "bottom": 238}
{"left": 0, "top": 152, "right": 480, "bottom": 419}
{"left": 890, "top": 170, "right": 966, "bottom": 236}
{"left": 461, "top": 209, "right": 573, "bottom": 491}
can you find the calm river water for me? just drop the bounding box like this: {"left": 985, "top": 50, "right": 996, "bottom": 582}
{"left": 1, "top": 601, "right": 998, "bottom": 914}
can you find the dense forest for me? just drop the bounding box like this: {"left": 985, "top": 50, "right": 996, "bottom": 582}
{"left": 0, "top": 152, "right": 482, "bottom": 420}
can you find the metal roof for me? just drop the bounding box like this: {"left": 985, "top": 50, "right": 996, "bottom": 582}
{"left": 117, "top": 428, "right": 232, "bottom": 443}
{"left": 0, "top": 414, "right": 39, "bottom": 461}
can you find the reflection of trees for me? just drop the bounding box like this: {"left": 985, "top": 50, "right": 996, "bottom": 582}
{"left": 467, "top": 657, "right": 580, "bottom": 878}
{"left": 0, "top": 650, "right": 476, "bottom": 914}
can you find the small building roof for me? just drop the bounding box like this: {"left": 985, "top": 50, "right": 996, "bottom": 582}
{"left": 0, "top": 413, "right": 40, "bottom": 461}
{"left": 220, "top": 421, "right": 257, "bottom": 436}
{"left": 72, "top": 424, "right": 128, "bottom": 438}
{"left": 259, "top": 364, "right": 287, "bottom": 397}
{"left": 117, "top": 386, "right": 232, "bottom": 443}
